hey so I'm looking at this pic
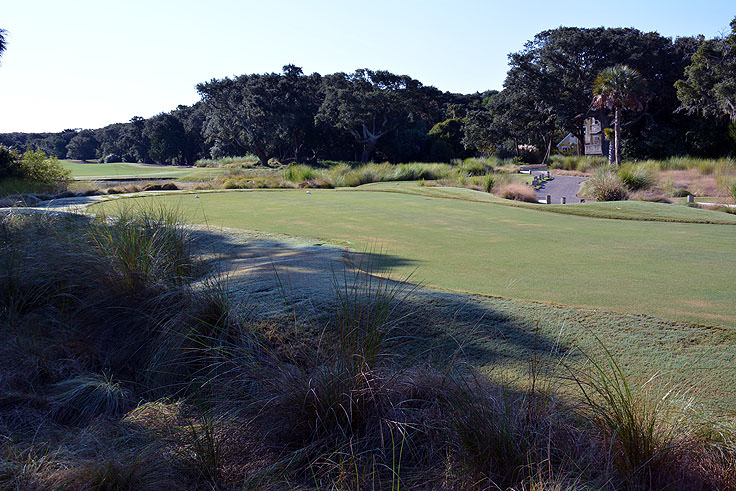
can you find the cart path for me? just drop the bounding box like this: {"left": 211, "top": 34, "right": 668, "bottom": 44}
{"left": 531, "top": 171, "right": 588, "bottom": 204}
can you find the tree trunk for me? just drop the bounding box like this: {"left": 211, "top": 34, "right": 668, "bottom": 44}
{"left": 360, "top": 137, "right": 378, "bottom": 163}
{"left": 541, "top": 133, "right": 553, "bottom": 165}
{"left": 614, "top": 107, "right": 621, "bottom": 166}
{"left": 574, "top": 131, "right": 583, "bottom": 156}
{"left": 254, "top": 146, "right": 269, "bottom": 166}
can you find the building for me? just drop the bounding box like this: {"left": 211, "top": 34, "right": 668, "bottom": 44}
{"left": 583, "top": 117, "right": 604, "bottom": 156}
{"left": 555, "top": 133, "right": 579, "bottom": 154}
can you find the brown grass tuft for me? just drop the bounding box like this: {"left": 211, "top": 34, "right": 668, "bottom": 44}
{"left": 495, "top": 183, "right": 539, "bottom": 203}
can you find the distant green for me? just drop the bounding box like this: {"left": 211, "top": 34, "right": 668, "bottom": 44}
{"left": 61, "top": 160, "right": 224, "bottom": 179}
{"left": 91, "top": 188, "right": 736, "bottom": 328}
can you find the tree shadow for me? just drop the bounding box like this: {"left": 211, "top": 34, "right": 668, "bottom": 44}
{"left": 185, "top": 225, "right": 574, "bottom": 372}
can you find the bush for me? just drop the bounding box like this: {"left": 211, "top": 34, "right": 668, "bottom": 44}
{"left": 580, "top": 167, "right": 629, "bottom": 201}
{"left": 495, "top": 183, "right": 538, "bottom": 202}
{"left": 618, "top": 163, "right": 655, "bottom": 191}
{"left": 572, "top": 347, "right": 698, "bottom": 486}
{"left": 18, "top": 150, "right": 71, "bottom": 188}
{"left": 142, "top": 182, "right": 179, "bottom": 191}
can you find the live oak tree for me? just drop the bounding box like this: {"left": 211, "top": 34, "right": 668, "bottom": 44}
{"left": 317, "top": 69, "right": 435, "bottom": 163}
{"left": 197, "top": 65, "right": 322, "bottom": 165}
{"left": 143, "top": 113, "right": 187, "bottom": 165}
{"left": 676, "top": 17, "right": 736, "bottom": 123}
{"left": 65, "top": 130, "right": 99, "bottom": 161}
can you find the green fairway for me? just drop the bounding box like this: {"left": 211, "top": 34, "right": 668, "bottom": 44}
{"left": 360, "top": 181, "right": 736, "bottom": 224}
{"left": 61, "top": 160, "right": 224, "bottom": 180}
{"left": 91, "top": 188, "right": 736, "bottom": 328}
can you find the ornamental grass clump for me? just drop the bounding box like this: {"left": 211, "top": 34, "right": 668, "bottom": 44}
{"left": 88, "top": 206, "right": 194, "bottom": 291}
{"left": 284, "top": 164, "right": 321, "bottom": 183}
{"left": 571, "top": 345, "right": 700, "bottom": 487}
{"left": 580, "top": 166, "right": 629, "bottom": 201}
{"left": 50, "top": 372, "right": 133, "bottom": 425}
{"left": 496, "top": 183, "right": 539, "bottom": 202}
{"left": 618, "top": 162, "right": 656, "bottom": 191}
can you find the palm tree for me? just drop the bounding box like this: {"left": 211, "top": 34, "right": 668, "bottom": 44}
{"left": 592, "top": 65, "right": 647, "bottom": 165}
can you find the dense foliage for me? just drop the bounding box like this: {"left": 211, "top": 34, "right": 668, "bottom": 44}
{"left": 676, "top": 18, "right": 736, "bottom": 123}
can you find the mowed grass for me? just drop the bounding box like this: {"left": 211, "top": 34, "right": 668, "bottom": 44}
{"left": 362, "top": 181, "right": 736, "bottom": 224}
{"left": 61, "top": 160, "right": 224, "bottom": 180}
{"left": 91, "top": 188, "right": 736, "bottom": 328}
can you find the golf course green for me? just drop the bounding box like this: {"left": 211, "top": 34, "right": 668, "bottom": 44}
{"left": 91, "top": 186, "right": 736, "bottom": 328}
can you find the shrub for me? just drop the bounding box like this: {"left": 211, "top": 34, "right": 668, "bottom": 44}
{"left": 495, "top": 183, "right": 538, "bottom": 203}
{"left": 671, "top": 187, "right": 691, "bottom": 198}
{"left": 643, "top": 157, "right": 736, "bottom": 174}
{"left": 618, "top": 163, "right": 655, "bottom": 191}
{"left": 517, "top": 144, "right": 542, "bottom": 164}
{"left": 580, "top": 167, "right": 628, "bottom": 201}
{"left": 18, "top": 150, "right": 71, "bottom": 188}
{"left": 142, "top": 182, "right": 179, "bottom": 191}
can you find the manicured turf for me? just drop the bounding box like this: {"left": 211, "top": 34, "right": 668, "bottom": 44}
{"left": 61, "top": 160, "right": 223, "bottom": 179}
{"left": 91, "top": 188, "right": 736, "bottom": 328}
{"left": 361, "top": 182, "right": 736, "bottom": 224}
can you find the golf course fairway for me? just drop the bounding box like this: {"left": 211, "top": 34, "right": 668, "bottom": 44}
{"left": 91, "top": 188, "right": 736, "bottom": 328}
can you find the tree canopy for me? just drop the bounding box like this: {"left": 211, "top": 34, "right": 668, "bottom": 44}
{"left": 317, "top": 69, "right": 439, "bottom": 162}
{"left": 676, "top": 17, "right": 736, "bottom": 123}
{"left": 197, "top": 65, "right": 323, "bottom": 165}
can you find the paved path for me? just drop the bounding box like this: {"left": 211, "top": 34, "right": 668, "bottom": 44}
{"left": 531, "top": 171, "right": 587, "bottom": 204}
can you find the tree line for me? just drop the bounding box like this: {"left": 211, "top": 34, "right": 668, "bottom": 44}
{"left": 2, "top": 21, "right": 734, "bottom": 166}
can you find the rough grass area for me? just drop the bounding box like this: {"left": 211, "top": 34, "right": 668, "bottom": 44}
{"left": 91, "top": 188, "right": 736, "bottom": 328}
{"left": 2, "top": 210, "right": 734, "bottom": 489}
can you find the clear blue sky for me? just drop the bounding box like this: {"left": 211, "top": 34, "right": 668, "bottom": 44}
{"left": 0, "top": 0, "right": 733, "bottom": 133}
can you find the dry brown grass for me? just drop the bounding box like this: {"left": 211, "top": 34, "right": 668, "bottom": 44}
{"left": 495, "top": 183, "right": 539, "bottom": 203}
{"left": 658, "top": 169, "right": 732, "bottom": 197}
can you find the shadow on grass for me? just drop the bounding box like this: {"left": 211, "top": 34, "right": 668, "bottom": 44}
{"left": 186, "top": 226, "right": 572, "bottom": 372}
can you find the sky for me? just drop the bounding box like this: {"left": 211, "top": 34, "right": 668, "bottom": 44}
{"left": 0, "top": 0, "right": 734, "bottom": 133}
